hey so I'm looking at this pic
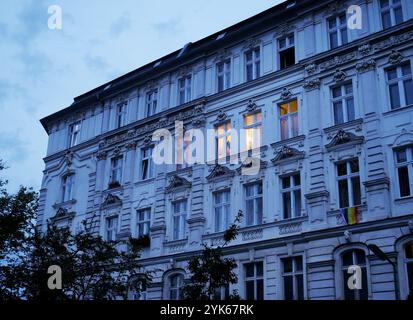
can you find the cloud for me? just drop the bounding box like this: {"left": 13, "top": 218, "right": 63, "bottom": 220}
{"left": 152, "top": 19, "right": 181, "bottom": 35}
{"left": 0, "top": 131, "right": 29, "bottom": 164}
{"left": 110, "top": 13, "right": 131, "bottom": 37}
{"left": 83, "top": 54, "right": 110, "bottom": 74}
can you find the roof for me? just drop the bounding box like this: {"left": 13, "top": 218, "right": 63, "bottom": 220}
{"left": 40, "top": 0, "right": 317, "bottom": 133}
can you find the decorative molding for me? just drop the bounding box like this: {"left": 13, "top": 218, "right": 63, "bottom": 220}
{"left": 214, "top": 48, "right": 231, "bottom": 62}
{"left": 215, "top": 109, "right": 228, "bottom": 123}
{"left": 325, "top": 0, "right": 347, "bottom": 15}
{"left": 244, "top": 99, "right": 259, "bottom": 113}
{"left": 358, "top": 43, "right": 371, "bottom": 56}
{"left": 50, "top": 207, "right": 75, "bottom": 224}
{"left": 125, "top": 140, "right": 137, "bottom": 150}
{"left": 271, "top": 145, "right": 305, "bottom": 164}
{"left": 333, "top": 69, "right": 347, "bottom": 83}
{"left": 142, "top": 135, "right": 153, "bottom": 146}
{"left": 64, "top": 151, "right": 74, "bottom": 167}
{"left": 165, "top": 175, "right": 191, "bottom": 191}
{"left": 275, "top": 23, "right": 294, "bottom": 37}
{"left": 303, "top": 78, "right": 321, "bottom": 91}
{"left": 206, "top": 164, "right": 235, "bottom": 180}
{"left": 236, "top": 157, "right": 267, "bottom": 175}
{"left": 96, "top": 151, "right": 107, "bottom": 161}
{"left": 356, "top": 59, "right": 376, "bottom": 73}
{"left": 388, "top": 49, "right": 404, "bottom": 65}
{"left": 325, "top": 130, "right": 364, "bottom": 150}
{"left": 280, "top": 87, "right": 293, "bottom": 100}
{"left": 243, "top": 37, "right": 261, "bottom": 50}
{"left": 242, "top": 229, "right": 263, "bottom": 241}
{"left": 279, "top": 222, "right": 302, "bottom": 235}
{"left": 102, "top": 193, "right": 122, "bottom": 207}
{"left": 304, "top": 63, "right": 317, "bottom": 75}
{"left": 319, "top": 53, "right": 357, "bottom": 72}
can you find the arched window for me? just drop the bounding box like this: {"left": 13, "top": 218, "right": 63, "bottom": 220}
{"left": 169, "top": 274, "right": 184, "bottom": 300}
{"left": 341, "top": 249, "right": 368, "bottom": 300}
{"left": 403, "top": 240, "right": 413, "bottom": 298}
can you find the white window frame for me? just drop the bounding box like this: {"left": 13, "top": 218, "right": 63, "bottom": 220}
{"left": 128, "top": 282, "right": 147, "bottom": 300}
{"left": 110, "top": 156, "right": 123, "bottom": 184}
{"left": 215, "top": 121, "right": 231, "bottom": 162}
{"left": 244, "top": 261, "right": 264, "bottom": 300}
{"left": 178, "top": 75, "right": 192, "bottom": 105}
{"left": 68, "top": 121, "right": 81, "bottom": 148}
{"left": 279, "top": 99, "right": 298, "bottom": 141}
{"left": 213, "top": 189, "right": 231, "bottom": 233}
{"left": 146, "top": 90, "right": 158, "bottom": 117}
{"left": 339, "top": 248, "right": 369, "bottom": 300}
{"left": 278, "top": 33, "right": 295, "bottom": 69}
{"left": 116, "top": 102, "right": 127, "bottom": 128}
{"left": 331, "top": 82, "right": 355, "bottom": 125}
{"left": 245, "top": 47, "right": 260, "bottom": 81}
{"left": 281, "top": 173, "right": 302, "bottom": 220}
{"left": 244, "top": 182, "right": 263, "bottom": 226}
{"left": 397, "top": 238, "right": 413, "bottom": 300}
{"left": 105, "top": 215, "right": 118, "bottom": 241}
{"left": 243, "top": 112, "right": 262, "bottom": 151}
{"left": 327, "top": 12, "right": 348, "bottom": 49}
{"left": 169, "top": 274, "right": 184, "bottom": 300}
{"left": 336, "top": 158, "right": 362, "bottom": 209}
{"left": 380, "top": 0, "right": 403, "bottom": 29}
{"left": 395, "top": 145, "right": 413, "bottom": 198}
{"left": 172, "top": 200, "right": 187, "bottom": 240}
{"left": 141, "top": 147, "right": 154, "bottom": 180}
{"left": 137, "top": 208, "right": 151, "bottom": 238}
{"left": 62, "top": 174, "right": 74, "bottom": 202}
{"left": 281, "top": 256, "right": 304, "bottom": 300}
{"left": 217, "top": 60, "right": 231, "bottom": 92}
{"left": 386, "top": 62, "right": 413, "bottom": 110}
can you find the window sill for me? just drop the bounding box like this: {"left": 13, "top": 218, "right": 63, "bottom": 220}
{"left": 383, "top": 104, "right": 413, "bottom": 116}
{"left": 52, "top": 199, "right": 77, "bottom": 209}
{"left": 271, "top": 135, "right": 305, "bottom": 149}
{"left": 394, "top": 195, "right": 413, "bottom": 203}
{"left": 323, "top": 118, "right": 363, "bottom": 134}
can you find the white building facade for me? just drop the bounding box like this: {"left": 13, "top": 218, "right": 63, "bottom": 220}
{"left": 38, "top": 0, "right": 413, "bottom": 300}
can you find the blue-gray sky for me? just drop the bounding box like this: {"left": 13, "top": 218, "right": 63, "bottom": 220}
{"left": 0, "top": 0, "right": 284, "bottom": 192}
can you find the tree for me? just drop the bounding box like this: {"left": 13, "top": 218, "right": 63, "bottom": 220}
{"left": 0, "top": 159, "right": 151, "bottom": 300}
{"left": 23, "top": 224, "right": 151, "bottom": 300}
{"left": 183, "top": 211, "right": 243, "bottom": 300}
{"left": 0, "top": 159, "right": 38, "bottom": 299}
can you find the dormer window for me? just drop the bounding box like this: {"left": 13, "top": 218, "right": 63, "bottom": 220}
{"left": 68, "top": 121, "right": 81, "bottom": 148}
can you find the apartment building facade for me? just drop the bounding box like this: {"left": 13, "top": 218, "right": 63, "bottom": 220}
{"left": 38, "top": 0, "right": 413, "bottom": 300}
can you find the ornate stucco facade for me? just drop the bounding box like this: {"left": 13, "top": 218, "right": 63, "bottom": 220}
{"left": 38, "top": 0, "right": 413, "bottom": 300}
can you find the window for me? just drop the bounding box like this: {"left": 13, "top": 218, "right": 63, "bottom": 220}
{"left": 278, "top": 34, "right": 295, "bottom": 69}
{"left": 245, "top": 183, "right": 263, "bottom": 226}
{"left": 216, "top": 122, "right": 231, "bottom": 161}
{"left": 175, "top": 133, "right": 191, "bottom": 171}
{"left": 110, "top": 156, "right": 123, "bottom": 184}
{"left": 141, "top": 147, "right": 154, "bottom": 180}
{"left": 116, "top": 103, "right": 127, "bottom": 128}
{"left": 178, "top": 76, "right": 192, "bottom": 105}
{"left": 217, "top": 60, "right": 231, "bottom": 92}
{"left": 213, "top": 285, "right": 230, "bottom": 300}
{"left": 129, "top": 282, "right": 147, "bottom": 300}
{"left": 341, "top": 249, "right": 368, "bottom": 300}
{"left": 244, "top": 112, "right": 262, "bottom": 151}
{"left": 403, "top": 241, "right": 413, "bottom": 297}
{"left": 331, "top": 82, "right": 355, "bottom": 125}
{"left": 172, "top": 200, "right": 187, "bottom": 240}
{"left": 169, "top": 274, "right": 184, "bottom": 300}
{"left": 386, "top": 63, "right": 413, "bottom": 110}
{"left": 279, "top": 99, "right": 298, "bottom": 140}
{"left": 244, "top": 262, "right": 264, "bottom": 300}
{"left": 213, "top": 190, "right": 231, "bottom": 232}
{"left": 137, "top": 208, "right": 151, "bottom": 238}
{"left": 105, "top": 216, "right": 118, "bottom": 241}
{"left": 245, "top": 48, "right": 260, "bottom": 81}
{"left": 336, "top": 159, "right": 361, "bottom": 208}
{"left": 281, "top": 173, "right": 302, "bottom": 219}
{"left": 62, "top": 174, "right": 74, "bottom": 202}
{"left": 282, "top": 256, "right": 304, "bottom": 300}
{"left": 146, "top": 90, "right": 158, "bottom": 117}
{"left": 380, "top": 0, "right": 403, "bottom": 29}
{"left": 395, "top": 146, "right": 413, "bottom": 197}
{"left": 68, "top": 121, "right": 81, "bottom": 148}
{"left": 328, "top": 13, "right": 348, "bottom": 49}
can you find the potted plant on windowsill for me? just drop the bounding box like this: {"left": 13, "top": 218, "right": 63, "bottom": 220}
{"left": 108, "top": 181, "right": 121, "bottom": 189}
{"left": 129, "top": 234, "right": 150, "bottom": 248}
